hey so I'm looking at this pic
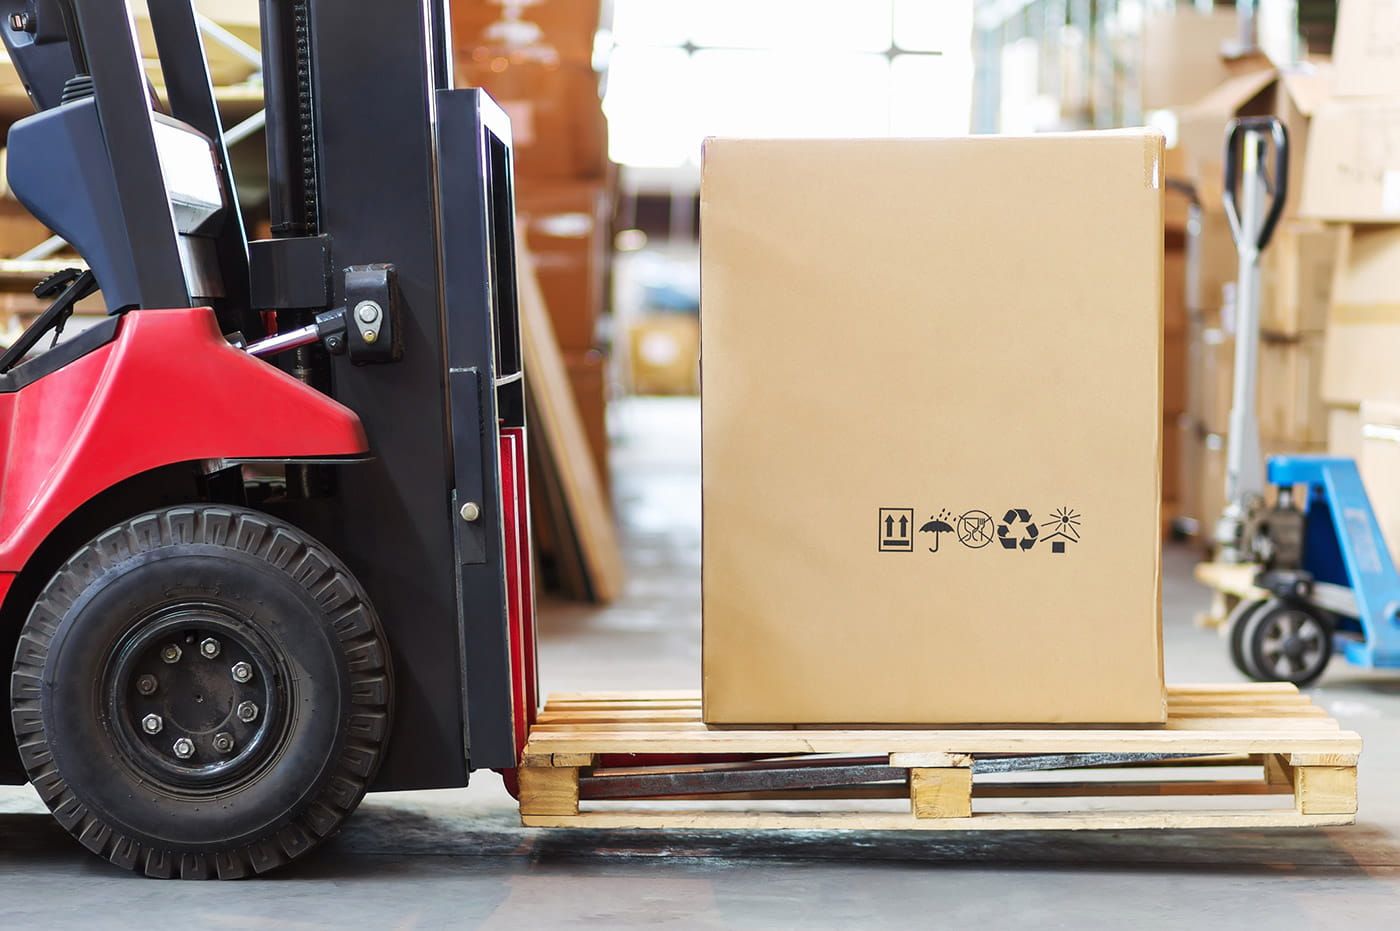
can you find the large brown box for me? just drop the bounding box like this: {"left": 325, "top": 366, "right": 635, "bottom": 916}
{"left": 700, "top": 133, "right": 1167, "bottom": 726}
{"left": 1175, "top": 63, "right": 1328, "bottom": 222}
{"left": 1360, "top": 401, "right": 1400, "bottom": 562}
{"left": 517, "top": 181, "right": 610, "bottom": 351}
{"left": 1329, "top": 404, "right": 1363, "bottom": 459}
{"left": 1260, "top": 221, "right": 1342, "bottom": 335}
{"left": 0, "top": 198, "right": 52, "bottom": 256}
{"left": 1189, "top": 316, "right": 1327, "bottom": 444}
{"left": 1322, "top": 226, "right": 1400, "bottom": 406}
{"left": 563, "top": 349, "right": 609, "bottom": 492}
{"left": 1140, "top": 10, "right": 1266, "bottom": 112}
{"left": 451, "top": 0, "right": 604, "bottom": 68}
{"left": 628, "top": 314, "right": 699, "bottom": 396}
{"left": 1186, "top": 197, "right": 1236, "bottom": 312}
{"left": 1332, "top": 0, "right": 1400, "bottom": 98}
{"left": 456, "top": 61, "right": 608, "bottom": 181}
{"left": 1300, "top": 100, "right": 1400, "bottom": 222}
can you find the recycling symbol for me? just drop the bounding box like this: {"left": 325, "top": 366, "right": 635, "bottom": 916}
{"left": 997, "top": 509, "right": 1039, "bottom": 551}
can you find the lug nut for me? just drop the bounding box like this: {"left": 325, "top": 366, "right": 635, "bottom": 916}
{"left": 236, "top": 701, "right": 259, "bottom": 723}
{"left": 172, "top": 738, "right": 195, "bottom": 760}
{"left": 200, "top": 638, "right": 221, "bottom": 658}
{"left": 231, "top": 661, "right": 253, "bottom": 683}
{"left": 136, "top": 674, "right": 158, "bottom": 696}
{"left": 141, "top": 714, "right": 163, "bottom": 735}
{"left": 161, "top": 644, "right": 182, "bottom": 664}
{"left": 212, "top": 732, "right": 235, "bottom": 753}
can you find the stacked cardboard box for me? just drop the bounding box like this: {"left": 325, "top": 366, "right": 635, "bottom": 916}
{"left": 1304, "top": 0, "right": 1400, "bottom": 560}
{"left": 1159, "top": 11, "right": 1354, "bottom": 544}
{"left": 453, "top": 0, "right": 614, "bottom": 483}
{"left": 1164, "top": 0, "right": 1400, "bottom": 551}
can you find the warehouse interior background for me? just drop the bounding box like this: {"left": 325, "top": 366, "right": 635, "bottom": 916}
{"left": 9, "top": 0, "right": 1400, "bottom": 925}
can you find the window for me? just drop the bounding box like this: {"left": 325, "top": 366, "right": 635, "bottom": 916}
{"left": 604, "top": 0, "right": 975, "bottom": 167}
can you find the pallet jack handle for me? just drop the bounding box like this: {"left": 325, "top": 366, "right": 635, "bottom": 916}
{"left": 1214, "top": 116, "right": 1289, "bottom": 563}
{"left": 1222, "top": 116, "right": 1288, "bottom": 254}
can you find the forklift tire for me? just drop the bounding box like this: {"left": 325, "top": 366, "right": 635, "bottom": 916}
{"left": 1238, "top": 598, "right": 1334, "bottom": 687}
{"left": 1227, "top": 598, "right": 1269, "bottom": 679}
{"left": 9, "top": 505, "right": 392, "bottom": 879}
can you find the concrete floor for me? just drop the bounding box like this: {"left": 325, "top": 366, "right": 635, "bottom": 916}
{"left": 4, "top": 396, "right": 1400, "bottom": 928}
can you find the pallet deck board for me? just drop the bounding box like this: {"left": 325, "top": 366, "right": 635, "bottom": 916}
{"left": 519, "top": 684, "right": 1362, "bottom": 832}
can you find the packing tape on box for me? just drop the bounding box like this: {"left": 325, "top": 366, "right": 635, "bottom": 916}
{"left": 1330, "top": 302, "right": 1400, "bottom": 326}
{"left": 1363, "top": 423, "right": 1400, "bottom": 444}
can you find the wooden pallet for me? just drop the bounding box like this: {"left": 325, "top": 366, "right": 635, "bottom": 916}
{"left": 518, "top": 684, "right": 1362, "bottom": 832}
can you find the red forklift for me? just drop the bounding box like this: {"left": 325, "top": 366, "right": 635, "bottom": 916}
{"left": 0, "top": 0, "right": 537, "bottom": 878}
{"left": 0, "top": 0, "right": 1364, "bottom": 880}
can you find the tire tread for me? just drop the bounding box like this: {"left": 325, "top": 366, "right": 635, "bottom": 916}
{"left": 10, "top": 505, "right": 393, "bottom": 880}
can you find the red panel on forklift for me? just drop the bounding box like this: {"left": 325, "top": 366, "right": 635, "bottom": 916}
{"left": 0, "top": 307, "right": 367, "bottom": 579}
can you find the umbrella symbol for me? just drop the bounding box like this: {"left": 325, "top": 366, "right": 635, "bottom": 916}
{"left": 919, "top": 509, "right": 955, "bottom": 552}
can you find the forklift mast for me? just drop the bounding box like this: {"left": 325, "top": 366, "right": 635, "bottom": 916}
{"left": 0, "top": 0, "right": 532, "bottom": 791}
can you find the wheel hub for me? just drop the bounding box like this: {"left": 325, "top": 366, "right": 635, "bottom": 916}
{"left": 1259, "top": 610, "right": 1325, "bottom": 678}
{"left": 106, "top": 605, "right": 286, "bottom": 791}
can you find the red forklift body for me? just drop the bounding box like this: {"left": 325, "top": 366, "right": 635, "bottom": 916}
{"left": 0, "top": 306, "right": 367, "bottom": 587}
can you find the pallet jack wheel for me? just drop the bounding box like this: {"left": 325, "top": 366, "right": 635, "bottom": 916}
{"left": 1238, "top": 598, "right": 1334, "bottom": 687}
{"left": 1226, "top": 598, "right": 1269, "bottom": 679}
{"left": 9, "top": 505, "right": 393, "bottom": 879}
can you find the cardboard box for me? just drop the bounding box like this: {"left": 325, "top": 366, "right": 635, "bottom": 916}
{"left": 1322, "top": 225, "right": 1400, "bottom": 405}
{"left": 1259, "top": 220, "right": 1342, "bottom": 335}
{"left": 1188, "top": 312, "right": 1325, "bottom": 443}
{"left": 1190, "top": 309, "right": 1232, "bottom": 433}
{"left": 1141, "top": 10, "right": 1268, "bottom": 111}
{"left": 1332, "top": 0, "right": 1400, "bottom": 98}
{"left": 1174, "top": 69, "right": 1278, "bottom": 185}
{"left": 452, "top": 0, "right": 604, "bottom": 68}
{"left": 0, "top": 197, "right": 52, "bottom": 256}
{"left": 628, "top": 313, "right": 698, "bottom": 396}
{"left": 457, "top": 61, "right": 608, "bottom": 180}
{"left": 1180, "top": 423, "right": 1326, "bottom": 542}
{"left": 1175, "top": 62, "right": 1329, "bottom": 222}
{"left": 1164, "top": 148, "right": 1193, "bottom": 235}
{"left": 518, "top": 181, "right": 610, "bottom": 351}
{"left": 1164, "top": 245, "right": 1187, "bottom": 335}
{"left": 1165, "top": 326, "right": 1188, "bottom": 415}
{"left": 1186, "top": 200, "right": 1237, "bottom": 311}
{"left": 1258, "top": 334, "right": 1328, "bottom": 445}
{"left": 1329, "top": 403, "right": 1363, "bottom": 458}
{"left": 700, "top": 132, "right": 1167, "bottom": 725}
{"left": 563, "top": 348, "right": 609, "bottom": 491}
{"left": 1300, "top": 99, "right": 1400, "bottom": 222}
{"left": 1163, "top": 413, "right": 1181, "bottom": 510}
{"left": 1359, "top": 400, "right": 1400, "bottom": 562}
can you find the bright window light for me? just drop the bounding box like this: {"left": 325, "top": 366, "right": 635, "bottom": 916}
{"left": 605, "top": 0, "right": 975, "bottom": 168}
{"left": 691, "top": 49, "right": 891, "bottom": 139}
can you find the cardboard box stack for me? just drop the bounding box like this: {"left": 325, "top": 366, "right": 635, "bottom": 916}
{"left": 1160, "top": 7, "right": 1375, "bottom": 545}
{"left": 453, "top": 0, "right": 614, "bottom": 483}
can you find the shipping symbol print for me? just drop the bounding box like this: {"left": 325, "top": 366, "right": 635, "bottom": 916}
{"left": 877, "top": 508, "right": 914, "bottom": 552}
{"left": 1040, "top": 507, "right": 1083, "bottom": 554}
{"left": 919, "top": 510, "right": 955, "bottom": 553}
{"left": 997, "top": 509, "right": 1039, "bottom": 551}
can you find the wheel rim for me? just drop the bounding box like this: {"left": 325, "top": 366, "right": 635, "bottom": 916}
{"left": 103, "top": 603, "right": 290, "bottom": 794}
{"left": 1256, "top": 608, "right": 1328, "bottom": 680}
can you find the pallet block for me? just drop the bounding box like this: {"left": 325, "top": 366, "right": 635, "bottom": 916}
{"left": 517, "top": 684, "right": 1362, "bottom": 832}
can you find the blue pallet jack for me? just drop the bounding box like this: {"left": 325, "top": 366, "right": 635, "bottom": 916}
{"left": 1198, "top": 117, "right": 1400, "bottom": 685}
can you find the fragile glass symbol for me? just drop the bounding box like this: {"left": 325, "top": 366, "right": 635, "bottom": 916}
{"left": 1041, "top": 507, "right": 1083, "bottom": 554}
